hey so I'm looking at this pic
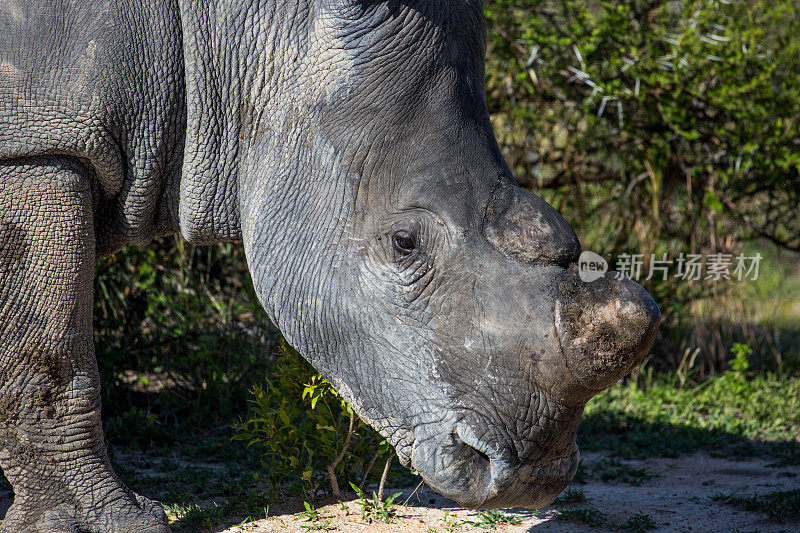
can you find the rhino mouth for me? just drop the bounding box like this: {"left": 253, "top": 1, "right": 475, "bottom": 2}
{"left": 451, "top": 427, "right": 579, "bottom": 509}
{"left": 402, "top": 421, "right": 580, "bottom": 509}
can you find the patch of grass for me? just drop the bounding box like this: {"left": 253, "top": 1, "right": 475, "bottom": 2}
{"left": 156, "top": 458, "right": 180, "bottom": 473}
{"left": 557, "top": 508, "right": 657, "bottom": 531}
{"left": 553, "top": 487, "right": 588, "bottom": 504}
{"left": 712, "top": 489, "right": 800, "bottom": 521}
{"left": 591, "top": 458, "right": 654, "bottom": 486}
{"left": 618, "top": 512, "right": 657, "bottom": 532}
{"left": 463, "top": 509, "right": 522, "bottom": 529}
{"left": 580, "top": 367, "right": 800, "bottom": 460}
{"left": 563, "top": 458, "right": 654, "bottom": 487}
{"left": 767, "top": 456, "right": 800, "bottom": 467}
{"left": 557, "top": 507, "right": 605, "bottom": 527}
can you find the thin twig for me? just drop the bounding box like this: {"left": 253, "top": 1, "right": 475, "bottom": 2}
{"left": 491, "top": 23, "right": 528, "bottom": 56}
{"left": 718, "top": 193, "right": 800, "bottom": 252}
{"left": 360, "top": 450, "right": 381, "bottom": 490}
{"left": 377, "top": 451, "right": 396, "bottom": 502}
{"left": 402, "top": 479, "right": 425, "bottom": 507}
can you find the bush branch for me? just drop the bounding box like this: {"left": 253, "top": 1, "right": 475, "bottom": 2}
{"left": 326, "top": 410, "right": 355, "bottom": 498}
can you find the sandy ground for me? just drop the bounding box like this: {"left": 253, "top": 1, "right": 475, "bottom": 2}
{"left": 1, "top": 452, "right": 798, "bottom": 532}
{"left": 219, "top": 453, "right": 800, "bottom": 533}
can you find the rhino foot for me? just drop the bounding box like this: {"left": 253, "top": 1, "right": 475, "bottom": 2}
{"left": 1, "top": 492, "right": 169, "bottom": 533}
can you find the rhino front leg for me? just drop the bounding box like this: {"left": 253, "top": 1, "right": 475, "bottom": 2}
{"left": 0, "top": 158, "right": 169, "bottom": 533}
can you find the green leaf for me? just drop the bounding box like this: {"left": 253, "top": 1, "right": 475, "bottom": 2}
{"left": 702, "top": 190, "right": 724, "bottom": 214}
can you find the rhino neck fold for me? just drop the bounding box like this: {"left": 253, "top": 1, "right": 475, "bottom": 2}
{"left": 175, "top": 0, "right": 311, "bottom": 245}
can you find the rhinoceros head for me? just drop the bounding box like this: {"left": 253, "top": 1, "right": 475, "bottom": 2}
{"left": 238, "top": 1, "right": 659, "bottom": 508}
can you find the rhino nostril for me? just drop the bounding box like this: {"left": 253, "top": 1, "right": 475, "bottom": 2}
{"left": 453, "top": 429, "right": 491, "bottom": 467}
{"left": 473, "top": 447, "right": 490, "bottom": 464}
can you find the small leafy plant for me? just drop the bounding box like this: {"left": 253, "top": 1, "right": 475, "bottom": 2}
{"left": 621, "top": 512, "right": 658, "bottom": 532}
{"left": 553, "top": 487, "right": 588, "bottom": 504}
{"left": 349, "top": 482, "right": 402, "bottom": 523}
{"left": 591, "top": 457, "right": 654, "bottom": 485}
{"left": 435, "top": 510, "right": 462, "bottom": 532}
{"left": 296, "top": 501, "right": 334, "bottom": 531}
{"left": 557, "top": 507, "right": 606, "bottom": 528}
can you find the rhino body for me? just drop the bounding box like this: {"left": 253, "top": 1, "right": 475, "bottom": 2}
{"left": 0, "top": 1, "right": 659, "bottom": 531}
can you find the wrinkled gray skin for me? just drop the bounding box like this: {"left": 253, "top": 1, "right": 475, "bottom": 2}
{"left": 0, "top": 1, "right": 660, "bottom": 531}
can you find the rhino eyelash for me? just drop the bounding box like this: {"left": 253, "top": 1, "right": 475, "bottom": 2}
{"left": 392, "top": 230, "right": 417, "bottom": 254}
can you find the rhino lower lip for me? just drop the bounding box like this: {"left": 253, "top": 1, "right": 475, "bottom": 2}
{"left": 451, "top": 426, "right": 555, "bottom": 508}
{"left": 481, "top": 447, "right": 579, "bottom": 509}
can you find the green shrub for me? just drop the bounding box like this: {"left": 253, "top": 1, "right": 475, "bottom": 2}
{"left": 233, "top": 343, "right": 391, "bottom": 496}
{"left": 486, "top": 0, "right": 799, "bottom": 252}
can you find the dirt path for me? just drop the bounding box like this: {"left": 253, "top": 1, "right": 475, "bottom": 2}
{"left": 218, "top": 453, "right": 800, "bottom": 532}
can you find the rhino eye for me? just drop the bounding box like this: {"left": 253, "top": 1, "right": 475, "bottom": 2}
{"left": 392, "top": 231, "right": 416, "bottom": 254}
